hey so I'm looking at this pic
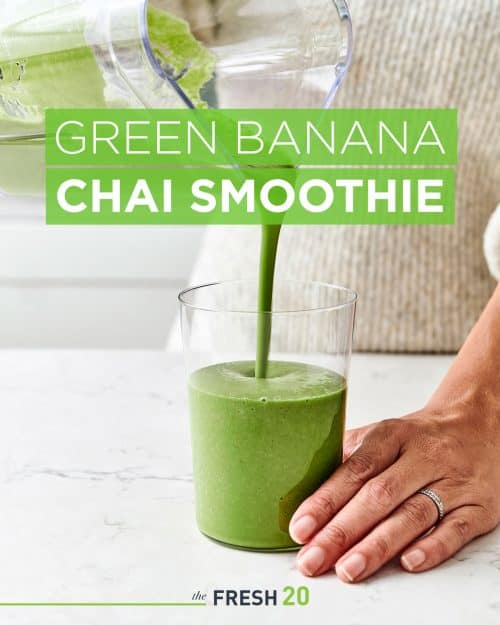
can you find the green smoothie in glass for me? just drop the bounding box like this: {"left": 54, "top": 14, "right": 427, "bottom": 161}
{"left": 189, "top": 360, "right": 346, "bottom": 550}
{"left": 187, "top": 227, "right": 350, "bottom": 550}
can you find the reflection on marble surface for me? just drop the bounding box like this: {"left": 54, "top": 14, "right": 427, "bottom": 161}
{"left": 0, "top": 351, "right": 498, "bottom": 625}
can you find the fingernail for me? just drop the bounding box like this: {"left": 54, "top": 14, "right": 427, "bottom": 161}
{"left": 401, "top": 549, "right": 426, "bottom": 571}
{"left": 290, "top": 515, "right": 317, "bottom": 543}
{"left": 297, "top": 546, "right": 326, "bottom": 576}
{"left": 337, "top": 553, "right": 367, "bottom": 582}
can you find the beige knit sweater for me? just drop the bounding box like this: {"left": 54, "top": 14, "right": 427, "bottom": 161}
{"left": 181, "top": 0, "right": 500, "bottom": 353}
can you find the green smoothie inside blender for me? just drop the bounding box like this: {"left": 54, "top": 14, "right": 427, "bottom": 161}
{"left": 0, "top": 3, "right": 216, "bottom": 194}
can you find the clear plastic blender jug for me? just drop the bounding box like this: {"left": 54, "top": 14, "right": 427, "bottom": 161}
{"left": 0, "top": 0, "right": 352, "bottom": 195}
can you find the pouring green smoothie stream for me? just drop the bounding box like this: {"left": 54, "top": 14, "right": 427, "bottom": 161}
{"left": 187, "top": 93, "right": 347, "bottom": 548}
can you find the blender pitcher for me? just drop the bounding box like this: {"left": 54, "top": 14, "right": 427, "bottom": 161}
{"left": 0, "top": 0, "right": 352, "bottom": 195}
{"left": 0, "top": 0, "right": 190, "bottom": 195}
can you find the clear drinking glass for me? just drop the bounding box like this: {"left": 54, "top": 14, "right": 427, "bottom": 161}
{"left": 180, "top": 280, "right": 357, "bottom": 550}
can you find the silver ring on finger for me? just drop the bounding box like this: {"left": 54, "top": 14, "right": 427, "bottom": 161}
{"left": 416, "top": 488, "right": 445, "bottom": 522}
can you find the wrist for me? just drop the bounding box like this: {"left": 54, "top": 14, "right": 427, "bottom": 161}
{"left": 423, "top": 381, "right": 500, "bottom": 441}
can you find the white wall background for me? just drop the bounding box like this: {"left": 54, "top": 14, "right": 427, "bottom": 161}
{"left": 0, "top": 195, "right": 202, "bottom": 349}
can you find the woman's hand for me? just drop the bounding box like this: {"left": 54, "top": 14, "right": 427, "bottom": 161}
{"left": 290, "top": 285, "right": 500, "bottom": 582}
{"left": 290, "top": 408, "right": 500, "bottom": 582}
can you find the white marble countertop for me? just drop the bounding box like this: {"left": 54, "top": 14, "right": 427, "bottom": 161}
{"left": 0, "top": 350, "right": 498, "bottom": 625}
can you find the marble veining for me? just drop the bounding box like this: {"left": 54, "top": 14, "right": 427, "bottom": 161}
{"left": 0, "top": 351, "right": 498, "bottom": 625}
